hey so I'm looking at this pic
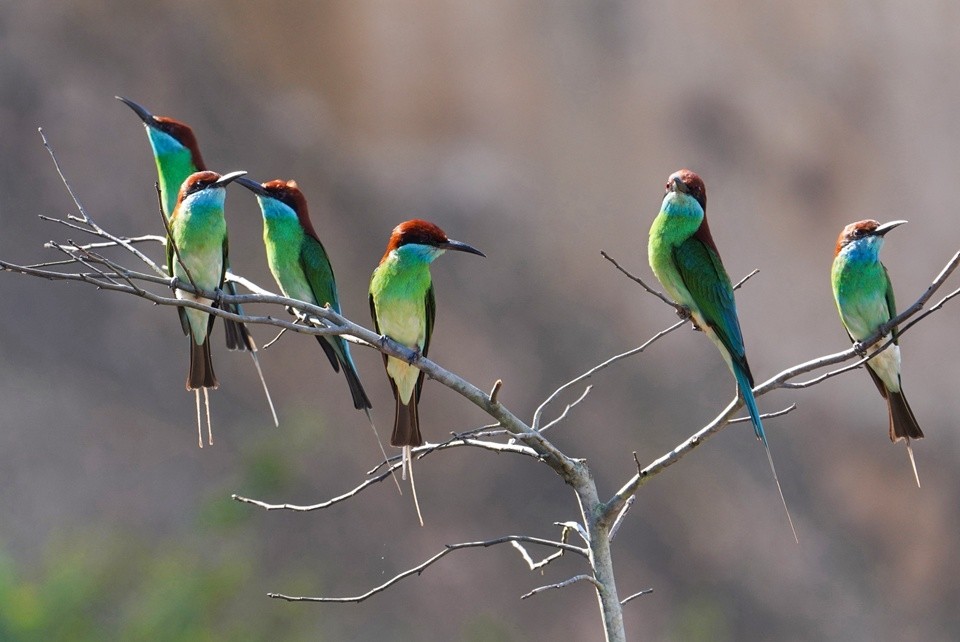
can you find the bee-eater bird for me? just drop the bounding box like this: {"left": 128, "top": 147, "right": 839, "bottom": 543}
{"left": 235, "top": 177, "right": 371, "bottom": 411}
{"left": 370, "top": 220, "right": 485, "bottom": 447}
{"left": 370, "top": 220, "right": 484, "bottom": 519}
{"left": 831, "top": 219, "right": 923, "bottom": 486}
{"left": 117, "top": 96, "right": 277, "bottom": 425}
{"left": 648, "top": 169, "right": 796, "bottom": 541}
{"left": 168, "top": 170, "right": 246, "bottom": 447}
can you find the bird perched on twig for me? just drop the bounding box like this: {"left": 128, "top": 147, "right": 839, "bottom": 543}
{"left": 648, "top": 169, "right": 796, "bottom": 541}
{"left": 167, "top": 170, "right": 246, "bottom": 447}
{"left": 831, "top": 219, "right": 923, "bottom": 486}
{"left": 117, "top": 96, "right": 277, "bottom": 426}
{"left": 369, "top": 220, "right": 484, "bottom": 522}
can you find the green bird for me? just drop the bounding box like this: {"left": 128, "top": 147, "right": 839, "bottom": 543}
{"left": 369, "top": 219, "right": 484, "bottom": 521}
{"left": 648, "top": 169, "right": 796, "bottom": 540}
{"left": 117, "top": 96, "right": 277, "bottom": 425}
{"left": 369, "top": 219, "right": 485, "bottom": 450}
{"left": 235, "top": 177, "right": 371, "bottom": 411}
{"left": 168, "top": 170, "right": 246, "bottom": 447}
{"left": 831, "top": 219, "right": 923, "bottom": 486}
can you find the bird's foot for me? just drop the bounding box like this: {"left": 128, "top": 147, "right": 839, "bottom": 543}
{"left": 675, "top": 305, "right": 701, "bottom": 330}
{"left": 170, "top": 276, "right": 182, "bottom": 291}
{"left": 852, "top": 341, "right": 867, "bottom": 357}
{"left": 406, "top": 347, "right": 422, "bottom": 365}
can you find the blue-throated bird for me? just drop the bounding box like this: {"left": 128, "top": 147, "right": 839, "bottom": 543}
{"left": 235, "top": 177, "right": 371, "bottom": 410}
{"left": 369, "top": 220, "right": 485, "bottom": 448}
{"left": 831, "top": 219, "right": 923, "bottom": 486}
{"left": 117, "top": 96, "right": 277, "bottom": 425}
{"left": 168, "top": 170, "right": 246, "bottom": 447}
{"left": 369, "top": 220, "right": 484, "bottom": 519}
{"left": 648, "top": 169, "right": 796, "bottom": 540}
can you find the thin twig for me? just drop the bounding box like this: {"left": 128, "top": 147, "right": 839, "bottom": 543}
{"left": 231, "top": 462, "right": 401, "bottom": 512}
{"left": 38, "top": 129, "right": 166, "bottom": 277}
{"left": 609, "top": 495, "right": 635, "bottom": 542}
{"left": 620, "top": 588, "right": 654, "bottom": 605}
{"left": 261, "top": 327, "right": 287, "bottom": 350}
{"left": 532, "top": 321, "right": 685, "bottom": 430}
{"left": 489, "top": 379, "right": 503, "bottom": 404}
{"left": 521, "top": 574, "right": 601, "bottom": 600}
{"left": 600, "top": 250, "right": 960, "bottom": 524}
{"left": 268, "top": 536, "right": 588, "bottom": 603}
{"left": 601, "top": 250, "right": 678, "bottom": 309}
{"left": 539, "top": 385, "right": 593, "bottom": 433}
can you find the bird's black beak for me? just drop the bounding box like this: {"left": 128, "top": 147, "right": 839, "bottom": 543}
{"left": 442, "top": 239, "right": 486, "bottom": 257}
{"left": 116, "top": 96, "right": 156, "bottom": 125}
{"left": 875, "top": 220, "right": 907, "bottom": 236}
{"left": 235, "top": 176, "right": 270, "bottom": 197}
{"left": 670, "top": 175, "right": 686, "bottom": 193}
{"left": 215, "top": 171, "right": 247, "bottom": 187}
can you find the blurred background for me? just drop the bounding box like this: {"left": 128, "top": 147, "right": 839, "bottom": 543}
{"left": 1, "top": 1, "right": 959, "bottom": 640}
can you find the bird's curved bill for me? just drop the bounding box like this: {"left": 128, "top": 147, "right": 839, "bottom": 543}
{"left": 234, "top": 176, "right": 270, "bottom": 196}
{"left": 876, "top": 220, "right": 907, "bottom": 235}
{"left": 215, "top": 171, "right": 248, "bottom": 187}
{"left": 442, "top": 239, "right": 486, "bottom": 257}
{"left": 115, "top": 96, "right": 155, "bottom": 124}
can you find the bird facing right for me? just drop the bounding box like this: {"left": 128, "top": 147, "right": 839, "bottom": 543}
{"left": 369, "top": 220, "right": 485, "bottom": 450}
{"left": 831, "top": 219, "right": 923, "bottom": 485}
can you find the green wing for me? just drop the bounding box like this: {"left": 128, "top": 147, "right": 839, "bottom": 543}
{"left": 301, "top": 234, "right": 345, "bottom": 371}
{"left": 300, "top": 235, "right": 340, "bottom": 314}
{"left": 417, "top": 284, "right": 435, "bottom": 401}
{"left": 672, "top": 235, "right": 752, "bottom": 381}
{"left": 882, "top": 263, "right": 899, "bottom": 343}
{"left": 165, "top": 225, "right": 191, "bottom": 337}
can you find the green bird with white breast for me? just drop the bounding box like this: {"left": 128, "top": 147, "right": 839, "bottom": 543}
{"left": 168, "top": 169, "right": 246, "bottom": 447}
{"left": 117, "top": 96, "right": 277, "bottom": 426}
{"left": 831, "top": 219, "right": 923, "bottom": 486}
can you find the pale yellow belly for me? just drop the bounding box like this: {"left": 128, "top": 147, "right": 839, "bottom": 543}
{"left": 377, "top": 298, "right": 425, "bottom": 404}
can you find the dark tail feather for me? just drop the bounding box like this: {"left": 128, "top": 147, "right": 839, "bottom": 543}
{"left": 316, "top": 335, "right": 371, "bottom": 410}
{"left": 223, "top": 314, "right": 254, "bottom": 351}
{"left": 222, "top": 282, "right": 255, "bottom": 351}
{"left": 887, "top": 388, "right": 923, "bottom": 442}
{"left": 187, "top": 339, "right": 218, "bottom": 390}
{"left": 315, "top": 335, "right": 342, "bottom": 371}
{"left": 342, "top": 361, "right": 372, "bottom": 410}
{"left": 392, "top": 396, "right": 422, "bottom": 447}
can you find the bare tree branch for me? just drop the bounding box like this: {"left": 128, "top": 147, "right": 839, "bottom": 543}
{"left": 600, "top": 249, "right": 960, "bottom": 524}
{"left": 268, "top": 536, "right": 588, "bottom": 603}
{"left": 39, "top": 128, "right": 166, "bottom": 277}
{"left": 532, "top": 321, "right": 685, "bottom": 430}
{"left": 511, "top": 524, "right": 572, "bottom": 571}
{"left": 521, "top": 574, "right": 602, "bottom": 600}
{"left": 620, "top": 588, "right": 654, "bottom": 605}
{"left": 608, "top": 495, "right": 635, "bottom": 542}
{"left": 8, "top": 131, "right": 959, "bottom": 642}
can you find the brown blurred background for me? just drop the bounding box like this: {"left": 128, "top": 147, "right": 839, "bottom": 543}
{"left": 1, "top": 1, "right": 959, "bottom": 640}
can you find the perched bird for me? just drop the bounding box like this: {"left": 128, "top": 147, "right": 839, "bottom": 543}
{"left": 168, "top": 170, "right": 246, "bottom": 446}
{"left": 117, "top": 96, "right": 276, "bottom": 425}
{"left": 648, "top": 169, "right": 796, "bottom": 540}
{"left": 235, "top": 177, "right": 371, "bottom": 410}
{"left": 116, "top": 96, "right": 207, "bottom": 221}
{"left": 370, "top": 220, "right": 485, "bottom": 449}
{"left": 831, "top": 219, "right": 923, "bottom": 486}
